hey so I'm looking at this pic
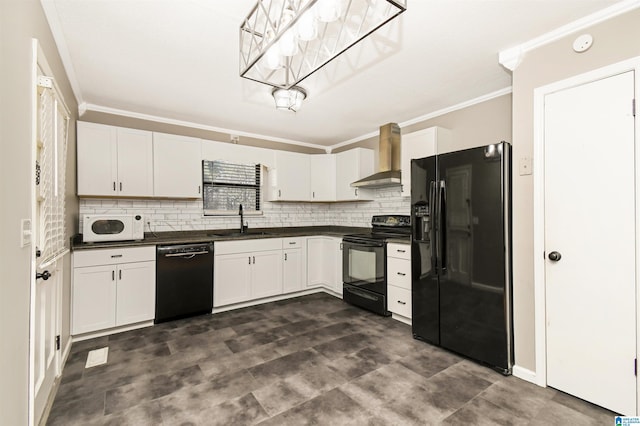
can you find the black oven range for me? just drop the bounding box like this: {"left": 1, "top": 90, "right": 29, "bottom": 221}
{"left": 342, "top": 215, "right": 411, "bottom": 316}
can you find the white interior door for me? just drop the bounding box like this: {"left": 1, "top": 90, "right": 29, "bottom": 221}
{"left": 544, "top": 71, "right": 636, "bottom": 415}
{"left": 32, "top": 65, "right": 62, "bottom": 424}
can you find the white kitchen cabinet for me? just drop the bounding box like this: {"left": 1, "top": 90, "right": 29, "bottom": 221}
{"left": 386, "top": 242, "right": 411, "bottom": 321}
{"left": 335, "top": 148, "right": 374, "bottom": 201}
{"left": 72, "top": 246, "right": 155, "bottom": 335}
{"left": 269, "top": 151, "right": 311, "bottom": 201}
{"left": 282, "top": 237, "right": 306, "bottom": 293}
{"left": 251, "top": 250, "right": 283, "bottom": 299}
{"left": 306, "top": 236, "right": 342, "bottom": 293}
{"left": 72, "top": 265, "right": 117, "bottom": 334}
{"left": 400, "top": 126, "right": 451, "bottom": 197}
{"left": 310, "top": 154, "right": 336, "bottom": 201}
{"left": 213, "top": 253, "right": 252, "bottom": 306}
{"left": 77, "top": 121, "right": 154, "bottom": 197}
{"left": 214, "top": 238, "right": 283, "bottom": 307}
{"left": 153, "top": 132, "right": 202, "bottom": 198}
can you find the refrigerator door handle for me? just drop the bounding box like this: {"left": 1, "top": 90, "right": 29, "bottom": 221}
{"left": 429, "top": 181, "right": 438, "bottom": 271}
{"left": 438, "top": 179, "right": 447, "bottom": 274}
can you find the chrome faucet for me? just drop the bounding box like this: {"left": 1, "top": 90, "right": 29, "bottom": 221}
{"left": 239, "top": 203, "right": 245, "bottom": 234}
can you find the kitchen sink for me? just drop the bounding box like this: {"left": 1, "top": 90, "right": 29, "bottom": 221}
{"left": 207, "top": 230, "right": 271, "bottom": 238}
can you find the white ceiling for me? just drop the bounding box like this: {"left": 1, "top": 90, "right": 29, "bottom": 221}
{"left": 43, "top": 0, "right": 623, "bottom": 147}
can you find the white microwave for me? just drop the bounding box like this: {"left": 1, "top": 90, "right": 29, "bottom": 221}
{"left": 83, "top": 214, "right": 144, "bottom": 243}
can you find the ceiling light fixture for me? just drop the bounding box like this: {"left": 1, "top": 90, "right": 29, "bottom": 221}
{"left": 240, "top": 0, "right": 407, "bottom": 90}
{"left": 272, "top": 86, "right": 307, "bottom": 112}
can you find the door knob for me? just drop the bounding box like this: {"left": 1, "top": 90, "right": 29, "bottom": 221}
{"left": 548, "top": 251, "right": 562, "bottom": 262}
{"left": 36, "top": 270, "right": 51, "bottom": 280}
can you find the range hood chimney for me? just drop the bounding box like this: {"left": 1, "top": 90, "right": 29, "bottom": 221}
{"left": 352, "top": 123, "right": 401, "bottom": 188}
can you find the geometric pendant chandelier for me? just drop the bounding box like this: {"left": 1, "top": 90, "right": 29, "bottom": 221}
{"left": 240, "top": 0, "right": 407, "bottom": 90}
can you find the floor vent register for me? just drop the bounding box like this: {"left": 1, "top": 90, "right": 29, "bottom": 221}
{"left": 85, "top": 347, "right": 109, "bottom": 368}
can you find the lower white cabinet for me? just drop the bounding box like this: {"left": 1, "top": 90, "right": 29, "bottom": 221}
{"left": 386, "top": 242, "right": 411, "bottom": 320}
{"left": 306, "top": 236, "right": 342, "bottom": 294}
{"left": 283, "top": 237, "right": 306, "bottom": 293}
{"left": 214, "top": 239, "right": 283, "bottom": 307}
{"left": 72, "top": 246, "right": 155, "bottom": 335}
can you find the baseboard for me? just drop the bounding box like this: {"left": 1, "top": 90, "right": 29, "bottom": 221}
{"left": 512, "top": 365, "right": 538, "bottom": 384}
{"left": 391, "top": 313, "right": 411, "bottom": 326}
{"left": 72, "top": 320, "right": 154, "bottom": 342}
{"left": 212, "top": 287, "right": 333, "bottom": 314}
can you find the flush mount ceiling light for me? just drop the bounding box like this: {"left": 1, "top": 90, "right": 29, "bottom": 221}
{"left": 272, "top": 86, "right": 307, "bottom": 112}
{"left": 240, "top": 0, "right": 407, "bottom": 90}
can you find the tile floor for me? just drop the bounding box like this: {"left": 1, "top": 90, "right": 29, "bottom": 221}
{"left": 47, "top": 293, "right": 617, "bottom": 425}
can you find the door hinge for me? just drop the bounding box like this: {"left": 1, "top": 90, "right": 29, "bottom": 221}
{"left": 37, "top": 76, "right": 54, "bottom": 89}
{"left": 55, "top": 335, "right": 61, "bottom": 351}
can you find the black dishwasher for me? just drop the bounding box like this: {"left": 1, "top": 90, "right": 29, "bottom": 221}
{"left": 155, "top": 243, "right": 214, "bottom": 323}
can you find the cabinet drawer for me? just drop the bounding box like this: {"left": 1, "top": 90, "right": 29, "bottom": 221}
{"left": 282, "top": 237, "right": 305, "bottom": 249}
{"left": 388, "top": 285, "right": 412, "bottom": 318}
{"left": 387, "top": 243, "right": 410, "bottom": 260}
{"left": 215, "top": 238, "right": 282, "bottom": 255}
{"left": 73, "top": 245, "right": 155, "bottom": 267}
{"left": 387, "top": 257, "right": 411, "bottom": 290}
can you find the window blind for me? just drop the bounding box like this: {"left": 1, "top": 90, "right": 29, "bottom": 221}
{"left": 202, "top": 160, "right": 261, "bottom": 215}
{"left": 37, "top": 74, "right": 69, "bottom": 267}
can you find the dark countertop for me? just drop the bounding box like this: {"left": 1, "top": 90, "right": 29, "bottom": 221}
{"left": 72, "top": 226, "right": 371, "bottom": 250}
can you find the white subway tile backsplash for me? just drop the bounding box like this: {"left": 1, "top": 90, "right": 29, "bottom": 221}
{"left": 78, "top": 187, "right": 410, "bottom": 233}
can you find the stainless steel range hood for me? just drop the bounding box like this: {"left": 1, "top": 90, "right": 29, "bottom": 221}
{"left": 352, "top": 123, "right": 401, "bottom": 188}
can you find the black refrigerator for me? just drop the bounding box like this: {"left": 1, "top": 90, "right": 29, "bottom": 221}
{"left": 411, "top": 142, "right": 513, "bottom": 374}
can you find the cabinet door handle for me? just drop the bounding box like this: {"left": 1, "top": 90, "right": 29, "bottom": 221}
{"left": 278, "top": 189, "right": 281, "bottom": 197}
{"left": 312, "top": 191, "right": 315, "bottom": 198}
{"left": 397, "top": 272, "right": 406, "bottom": 276}
{"left": 284, "top": 253, "right": 287, "bottom": 261}
{"left": 113, "top": 182, "right": 116, "bottom": 191}
{"left": 119, "top": 269, "right": 122, "bottom": 280}
{"left": 198, "top": 185, "right": 201, "bottom": 194}
{"left": 111, "top": 254, "right": 123, "bottom": 258}
{"left": 355, "top": 188, "right": 358, "bottom": 197}
{"left": 248, "top": 256, "right": 251, "bottom": 265}
{"left": 119, "top": 182, "right": 123, "bottom": 191}
{"left": 253, "top": 256, "right": 255, "bottom": 264}
{"left": 397, "top": 249, "right": 406, "bottom": 253}
{"left": 397, "top": 300, "right": 406, "bottom": 305}
{"left": 112, "top": 270, "right": 115, "bottom": 281}
{"left": 289, "top": 242, "right": 296, "bottom": 245}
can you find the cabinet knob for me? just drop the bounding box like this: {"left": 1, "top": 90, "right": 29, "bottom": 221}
{"left": 397, "top": 300, "right": 406, "bottom": 305}
{"left": 397, "top": 272, "right": 406, "bottom": 276}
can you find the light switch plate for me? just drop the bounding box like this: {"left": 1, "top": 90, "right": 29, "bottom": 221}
{"left": 519, "top": 157, "right": 533, "bottom": 176}
{"left": 20, "top": 218, "right": 32, "bottom": 247}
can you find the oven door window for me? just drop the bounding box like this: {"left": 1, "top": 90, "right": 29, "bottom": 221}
{"left": 343, "top": 242, "right": 384, "bottom": 292}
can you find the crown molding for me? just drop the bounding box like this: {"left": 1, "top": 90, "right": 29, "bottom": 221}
{"left": 330, "top": 86, "right": 513, "bottom": 150}
{"left": 81, "top": 103, "right": 328, "bottom": 151}
{"left": 40, "top": 0, "right": 84, "bottom": 106}
{"left": 499, "top": 0, "right": 640, "bottom": 71}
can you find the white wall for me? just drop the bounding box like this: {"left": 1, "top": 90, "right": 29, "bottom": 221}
{"left": 0, "top": 1, "right": 78, "bottom": 423}
{"left": 511, "top": 7, "right": 640, "bottom": 373}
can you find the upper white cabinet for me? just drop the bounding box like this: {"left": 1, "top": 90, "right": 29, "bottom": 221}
{"left": 400, "top": 126, "right": 452, "bottom": 197}
{"left": 269, "top": 151, "right": 311, "bottom": 201}
{"left": 153, "top": 132, "right": 202, "bottom": 198}
{"left": 310, "top": 154, "right": 336, "bottom": 201}
{"left": 270, "top": 147, "right": 374, "bottom": 202}
{"left": 77, "top": 121, "right": 153, "bottom": 197}
{"left": 335, "top": 148, "right": 374, "bottom": 201}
